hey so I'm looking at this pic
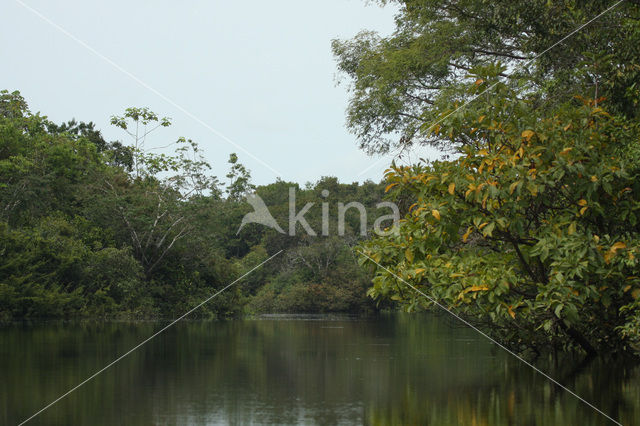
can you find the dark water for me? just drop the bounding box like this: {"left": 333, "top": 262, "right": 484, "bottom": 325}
{"left": 1, "top": 314, "right": 638, "bottom": 425}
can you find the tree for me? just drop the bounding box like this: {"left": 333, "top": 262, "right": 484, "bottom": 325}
{"left": 360, "top": 69, "right": 640, "bottom": 356}
{"left": 47, "top": 119, "right": 134, "bottom": 171}
{"left": 225, "top": 153, "right": 255, "bottom": 201}
{"left": 100, "top": 107, "right": 219, "bottom": 277}
{"left": 336, "top": 0, "right": 640, "bottom": 357}
{"left": 332, "top": 0, "right": 640, "bottom": 155}
{"left": 110, "top": 107, "right": 171, "bottom": 177}
{"left": 0, "top": 91, "right": 102, "bottom": 226}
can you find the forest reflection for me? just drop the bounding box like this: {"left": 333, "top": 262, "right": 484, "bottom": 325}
{"left": 1, "top": 314, "right": 638, "bottom": 425}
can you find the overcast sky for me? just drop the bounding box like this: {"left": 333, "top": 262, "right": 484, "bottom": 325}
{"left": 1, "top": 0, "right": 441, "bottom": 186}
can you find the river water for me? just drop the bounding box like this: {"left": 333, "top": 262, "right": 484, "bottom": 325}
{"left": 1, "top": 313, "right": 638, "bottom": 425}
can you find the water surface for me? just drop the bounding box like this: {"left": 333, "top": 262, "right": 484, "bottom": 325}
{"left": 1, "top": 314, "right": 638, "bottom": 425}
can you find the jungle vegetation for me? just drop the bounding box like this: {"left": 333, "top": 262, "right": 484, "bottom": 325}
{"left": 0, "top": 91, "right": 386, "bottom": 320}
{"left": 333, "top": 0, "right": 640, "bottom": 356}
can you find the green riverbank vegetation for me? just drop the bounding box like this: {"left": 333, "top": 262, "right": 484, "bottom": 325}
{"left": 0, "top": 93, "right": 387, "bottom": 320}
{"left": 335, "top": 0, "right": 640, "bottom": 357}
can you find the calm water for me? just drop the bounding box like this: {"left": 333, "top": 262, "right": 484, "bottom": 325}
{"left": 1, "top": 313, "right": 638, "bottom": 425}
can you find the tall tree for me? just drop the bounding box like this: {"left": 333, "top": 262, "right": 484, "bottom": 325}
{"left": 101, "top": 108, "right": 219, "bottom": 277}
{"left": 225, "top": 153, "right": 255, "bottom": 201}
{"left": 338, "top": 1, "right": 640, "bottom": 356}
{"left": 332, "top": 0, "right": 640, "bottom": 155}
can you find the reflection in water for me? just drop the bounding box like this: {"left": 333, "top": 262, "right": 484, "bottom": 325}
{"left": 1, "top": 314, "right": 638, "bottom": 425}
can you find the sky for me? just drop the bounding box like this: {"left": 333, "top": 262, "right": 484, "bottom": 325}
{"left": 1, "top": 0, "right": 441, "bottom": 186}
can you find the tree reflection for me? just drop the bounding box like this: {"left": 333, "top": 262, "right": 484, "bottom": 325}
{"left": 1, "top": 314, "right": 638, "bottom": 425}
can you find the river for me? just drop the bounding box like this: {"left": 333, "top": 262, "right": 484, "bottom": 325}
{"left": 1, "top": 313, "right": 638, "bottom": 425}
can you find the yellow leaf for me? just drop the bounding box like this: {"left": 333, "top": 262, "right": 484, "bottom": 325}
{"left": 578, "top": 199, "right": 588, "bottom": 206}
{"left": 591, "top": 175, "right": 598, "bottom": 182}
{"left": 623, "top": 285, "right": 632, "bottom": 293}
{"left": 432, "top": 210, "right": 441, "bottom": 220}
{"left": 478, "top": 115, "right": 486, "bottom": 123}
{"left": 414, "top": 268, "right": 426, "bottom": 275}
{"left": 564, "top": 123, "right": 571, "bottom": 131}
{"left": 568, "top": 222, "right": 576, "bottom": 235}
{"left": 560, "top": 147, "right": 573, "bottom": 155}
{"left": 509, "top": 181, "right": 519, "bottom": 194}
{"left": 580, "top": 206, "right": 588, "bottom": 216}
{"left": 462, "top": 227, "right": 473, "bottom": 242}
{"left": 478, "top": 222, "right": 488, "bottom": 230}
{"left": 405, "top": 248, "right": 414, "bottom": 263}
{"left": 633, "top": 289, "right": 640, "bottom": 300}
{"left": 458, "top": 285, "right": 489, "bottom": 300}
{"left": 385, "top": 183, "right": 397, "bottom": 193}
{"left": 448, "top": 182, "right": 455, "bottom": 195}
{"left": 610, "top": 242, "right": 627, "bottom": 254}
{"left": 521, "top": 130, "right": 535, "bottom": 141}
{"left": 508, "top": 306, "right": 516, "bottom": 319}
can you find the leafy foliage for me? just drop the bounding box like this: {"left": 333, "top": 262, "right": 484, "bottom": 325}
{"left": 0, "top": 93, "right": 385, "bottom": 319}
{"left": 336, "top": 0, "right": 640, "bottom": 357}
{"left": 333, "top": 0, "right": 640, "bottom": 154}
{"left": 360, "top": 71, "right": 640, "bottom": 356}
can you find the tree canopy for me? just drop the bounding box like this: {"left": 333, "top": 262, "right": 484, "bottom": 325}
{"left": 335, "top": 1, "right": 640, "bottom": 356}
{"left": 0, "top": 90, "right": 385, "bottom": 319}
{"left": 333, "top": 0, "right": 640, "bottom": 154}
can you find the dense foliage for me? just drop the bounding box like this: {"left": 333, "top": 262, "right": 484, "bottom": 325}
{"left": 333, "top": 0, "right": 640, "bottom": 155}
{"left": 0, "top": 90, "right": 384, "bottom": 319}
{"left": 335, "top": 1, "right": 640, "bottom": 356}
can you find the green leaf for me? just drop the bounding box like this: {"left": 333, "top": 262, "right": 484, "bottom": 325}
{"left": 482, "top": 222, "right": 495, "bottom": 237}
{"left": 554, "top": 304, "right": 563, "bottom": 318}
